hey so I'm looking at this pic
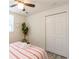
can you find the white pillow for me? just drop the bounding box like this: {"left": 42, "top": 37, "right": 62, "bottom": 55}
{"left": 20, "top": 42, "right": 31, "bottom": 49}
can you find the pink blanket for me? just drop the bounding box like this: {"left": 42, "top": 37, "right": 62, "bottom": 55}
{"left": 9, "top": 42, "right": 48, "bottom": 59}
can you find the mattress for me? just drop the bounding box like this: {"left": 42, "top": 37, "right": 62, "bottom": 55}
{"left": 9, "top": 42, "right": 48, "bottom": 59}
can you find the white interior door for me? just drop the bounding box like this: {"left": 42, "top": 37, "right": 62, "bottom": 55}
{"left": 46, "top": 12, "right": 68, "bottom": 57}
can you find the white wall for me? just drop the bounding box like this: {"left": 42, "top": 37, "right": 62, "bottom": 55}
{"left": 27, "top": 4, "right": 68, "bottom": 49}
{"left": 9, "top": 12, "right": 26, "bottom": 43}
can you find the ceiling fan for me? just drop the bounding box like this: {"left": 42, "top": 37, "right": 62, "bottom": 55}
{"left": 10, "top": 0, "right": 35, "bottom": 11}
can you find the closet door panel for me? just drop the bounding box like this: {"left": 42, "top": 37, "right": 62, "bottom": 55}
{"left": 46, "top": 12, "right": 68, "bottom": 57}
{"left": 55, "top": 13, "right": 68, "bottom": 56}
{"left": 46, "top": 17, "right": 56, "bottom": 52}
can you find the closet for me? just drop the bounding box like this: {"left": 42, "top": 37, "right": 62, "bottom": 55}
{"left": 45, "top": 11, "right": 68, "bottom": 57}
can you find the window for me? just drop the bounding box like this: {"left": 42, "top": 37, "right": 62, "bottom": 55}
{"left": 9, "top": 14, "right": 14, "bottom": 32}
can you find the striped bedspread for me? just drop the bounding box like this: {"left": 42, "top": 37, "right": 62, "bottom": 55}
{"left": 9, "top": 42, "right": 48, "bottom": 59}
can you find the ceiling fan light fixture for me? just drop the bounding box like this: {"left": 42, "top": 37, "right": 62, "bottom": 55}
{"left": 17, "top": 3, "right": 24, "bottom": 9}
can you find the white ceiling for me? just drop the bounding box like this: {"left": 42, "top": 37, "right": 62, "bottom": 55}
{"left": 9, "top": 0, "right": 68, "bottom": 16}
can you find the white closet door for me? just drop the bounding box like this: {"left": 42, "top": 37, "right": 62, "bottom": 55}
{"left": 46, "top": 17, "right": 56, "bottom": 52}
{"left": 46, "top": 12, "right": 68, "bottom": 57}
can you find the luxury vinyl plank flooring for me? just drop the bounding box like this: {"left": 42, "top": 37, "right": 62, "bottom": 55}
{"left": 47, "top": 52, "right": 67, "bottom": 59}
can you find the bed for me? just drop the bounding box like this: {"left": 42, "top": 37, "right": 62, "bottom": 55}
{"left": 9, "top": 42, "right": 48, "bottom": 59}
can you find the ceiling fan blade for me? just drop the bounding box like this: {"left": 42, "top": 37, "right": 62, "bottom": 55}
{"left": 24, "top": 3, "right": 35, "bottom": 7}
{"left": 15, "top": 0, "right": 35, "bottom": 7}
{"left": 10, "top": 4, "right": 17, "bottom": 7}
